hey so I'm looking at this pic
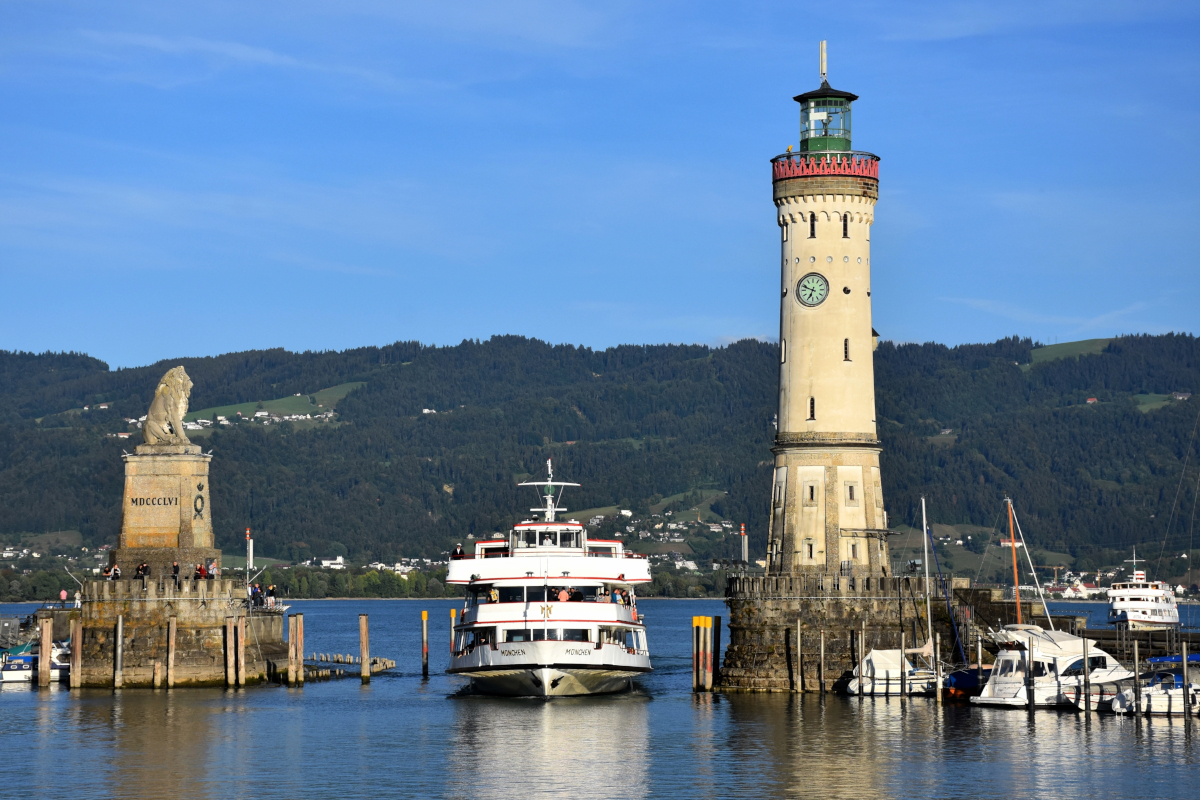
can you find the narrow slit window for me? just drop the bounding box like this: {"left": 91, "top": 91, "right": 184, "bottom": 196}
{"left": 782, "top": 224, "right": 788, "bottom": 242}
{"left": 808, "top": 397, "right": 815, "bottom": 420}
{"left": 848, "top": 485, "right": 856, "bottom": 502}
{"left": 780, "top": 339, "right": 786, "bottom": 363}
{"left": 808, "top": 485, "right": 815, "bottom": 502}
{"left": 809, "top": 214, "right": 816, "bottom": 238}
{"left": 851, "top": 543, "right": 858, "bottom": 560}
{"left": 806, "top": 542, "right": 814, "bottom": 559}
{"left": 844, "top": 338, "right": 850, "bottom": 361}
{"left": 842, "top": 214, "right": 849, "bottom": 238}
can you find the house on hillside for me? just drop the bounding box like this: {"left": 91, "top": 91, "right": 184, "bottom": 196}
{"left": 1174, "top": 392, "right": 1192, "bottom": 401}
{"left": 1086, "top": 397, "right": 1099, "bottom": 404}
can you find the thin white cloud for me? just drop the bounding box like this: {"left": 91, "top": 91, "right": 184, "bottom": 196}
{"left": 939, "top": 296, "right": 1151, "bottom": 334}
{"left": 76, "top": 30, "right": 439, "bottom": 92}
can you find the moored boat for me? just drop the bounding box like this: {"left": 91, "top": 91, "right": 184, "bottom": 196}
{"left": 0, "top": 640, "right": 71, "bottom": 684}
{"left": 971, "top": 625, "right": 1133, "bottom": 708}
{"left": 1111, "top": 654, "right": 1200, "bottom": 715}
{"left": 445, "top": 461, "right": 652, "bottom": 697}
{"left": 845, "top": 649, "right": 936, "bottom": 696}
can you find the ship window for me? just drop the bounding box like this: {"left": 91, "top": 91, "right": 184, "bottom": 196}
{"left": 522, "top": 531, "right": 538, "bottom": 547}
{"left": 504, "top": 629, "right": 532, "bottom": 642}
{"left": 1032, "top": 661, "right": 1051, "bottom": 678}
{"left": 532, "top": 629, "right": 560, "bottom": 641}
{"left": 527, "top": 587, "right": 546, "bottom": 602}
{"left": 498, "top": 587, "right": 524, "bottom": 603}
{"left": 562, "top": 628, "right": 590, "bottom": 642}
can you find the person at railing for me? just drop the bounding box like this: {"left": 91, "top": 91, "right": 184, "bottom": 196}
{"left": 569, "top": 587, "right": 584, "bottom": 602}
{"left": 488, "top": 586, "right": 499, "bottom": 603}
{"left": 110, "top": 564, "right": 121, "bottom": 580}
{"left": 267, "top": 585, "right": 277, "bottom": 609}
{"left": 172, "top": 561, "right": 180, "bottom": 587}
{"left": 557, "top": 587, "right": 571, "bottom": 602}
{"left": 73, "top": 590, "right": 81, "bottom": 609}
{"left": 452, "top": 543, "right": 465, "bottom": 559}
{"left": 193, "top": 563, "right": 205, "bottom": 580}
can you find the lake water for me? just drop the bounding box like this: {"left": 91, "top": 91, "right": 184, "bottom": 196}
{"left": 3, "top": 598, "right": 1198, "bottom": 799}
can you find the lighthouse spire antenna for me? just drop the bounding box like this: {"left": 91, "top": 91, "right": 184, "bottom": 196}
{"left": 819, "top": 40, "right": 827, "bottom": 83}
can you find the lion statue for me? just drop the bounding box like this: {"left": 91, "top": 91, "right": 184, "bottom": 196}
{"left": 142, "top": 366, "right": 194, "bottom": 446}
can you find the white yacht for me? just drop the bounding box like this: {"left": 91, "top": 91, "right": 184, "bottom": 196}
{"left": 972, "top": 624, "right": 1133, "bottom": 708}
{"left": 445, "top": 461, "right": 652, "bottom": 697}
{"left": 1107, "top": 549, "right": 1179, "bottom": 630}
{"left": 1112, "top": 655, "right": 1200, "bottom": 715}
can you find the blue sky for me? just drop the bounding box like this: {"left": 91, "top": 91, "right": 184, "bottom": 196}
{"left": 1, "top": 1, "right": 1197, "bottom": 367}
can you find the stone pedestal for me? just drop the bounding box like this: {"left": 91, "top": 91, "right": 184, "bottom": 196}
{"left": 109, "top": 444, "right": 219, "bottom": 579}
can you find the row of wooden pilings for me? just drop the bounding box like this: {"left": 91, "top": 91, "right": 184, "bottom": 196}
{"left": 55, "top": 614, "right": 194, "bottom": 689}
{"left": 691, "top": 616, "right": 722, "bottom": 692}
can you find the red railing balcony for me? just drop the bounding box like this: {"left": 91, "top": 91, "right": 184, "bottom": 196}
{"left": 772, "top": 150, "right": 879, "bottom": 182}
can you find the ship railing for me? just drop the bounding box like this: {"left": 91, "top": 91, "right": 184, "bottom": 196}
{"left": 451, "top": 550, "right": 646, "bottom": 560}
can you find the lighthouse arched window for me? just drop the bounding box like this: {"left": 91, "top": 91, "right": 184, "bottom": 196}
{"left": 842, "top": 214, "right": 849, "bottom": 238}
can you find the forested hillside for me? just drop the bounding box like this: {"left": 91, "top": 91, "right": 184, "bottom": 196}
{"left": 0, "top": 333, "right": 1197, "bottom": 579}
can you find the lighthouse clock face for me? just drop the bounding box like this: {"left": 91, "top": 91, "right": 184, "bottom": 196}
{"left": 796, "top": 273, "right": 829, "bottom": 307}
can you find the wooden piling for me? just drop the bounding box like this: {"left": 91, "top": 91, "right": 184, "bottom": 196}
{"left": 975, "top": 633, "right": 983, "bottom": 686}
{"left": 935, "top": 632, "right": 942, "bottom": 705}
{"left": 422, "top": 610, "right": 429, "bottom": 678}
{"left": 858, "top": 622, "right": 865, "bottom": 698}
{"left": 237, "top": 616, "right": 246, "bottom": 686}
{"left": 167, "top": 617, "right": 177, "bottom": 688}
{"left": 797, "top": 621, "right": 803, "bottom": 692}
{"left": 296, "top": 614, "right": 305, "bottom": 686}
{"left": 449, "top": 609, "right": 456, "bottom": 656}
{"left": 286, "top": 615, "right": 297, "bottom": 684}
{"left": 712, "top": 615, "right": 722, "bottom": 688}
{"left": 1025, "top": 646, "right": 1034, "bottom": 711}
{"left": 114, "top": 614, "right": 124, "bottom": 688}
{"left": 153, "top": 661, "right": 163, "bottom": 689}
{"left": 819, "top": 630, "right": 826, "bottom": 694}
{"left": 1183, "top": 642, "right": 1191, "bottom": 719}
{"left": 1083, "top": 636, "right": 1092, "bottom": 714}
{"left": 899, "top": 630, "right": 906, "bottom": 699}
{"left": 359, "top": 614, "right": 370, "bottom": 683}
{"left": 69, "top": 617, "right": 81, "bottom": 689}
{"left": 38, "top": 618, "right": 52, "bottom": 687}
{"left": 1133, "top": 639, "right": 1142, "bottom": 713}
{"left": 225, "top": 617, "right": 236, "bottom": 686}
{"left": 702, "top": 617, "right": 713, "bottom": 691}
{"left": 691, "top": 616, "right": 699, "bottom": 692}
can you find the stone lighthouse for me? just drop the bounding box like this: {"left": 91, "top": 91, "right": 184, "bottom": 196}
{"left": 718, "top": 44, "right": 942, "bottom": 693}
{"left": 767, "top": 42, "right": 889, "bottom": 579}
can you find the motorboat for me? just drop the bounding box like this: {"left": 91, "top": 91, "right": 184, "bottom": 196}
{"left": 1107, "top": 549, "right": 1179, "bottom": 631}
{"left": 445, "top": 460, "right": 652, "bottom": 696}
{"left": 0, "top": 640, "right": 71, "bottom": 683}
{"left": 945, "top": 665, "right": 992, "bottom": 701}
{"left": 845, "top": 649, "right": 937, "bottom": 696}
{"left": 1111, "top": 654, "right": 1200, "bottom": 715}
{"left": 971, "top": 624, "right": 1133, "bottom": 708}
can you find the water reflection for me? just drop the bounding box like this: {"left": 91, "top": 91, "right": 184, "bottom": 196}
{"left": 3, "top": 600, "right": 1199, "bottom": 800}
{"left": 448, "top": 693, "right": 650, "bottom": 799}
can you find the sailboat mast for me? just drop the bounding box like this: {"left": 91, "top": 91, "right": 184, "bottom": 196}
{"left": 921, "top": 496, "right": 933, "bottom": 649}
{"left": 1007, "top": 498, "right": 1022, "bottom": 625}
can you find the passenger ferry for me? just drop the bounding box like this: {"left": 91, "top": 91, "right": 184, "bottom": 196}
{"left": 445, "top": 461, "right": 652, "bottom": 696}
{"left": 1107, "top": 549, "right": 1179, "bottom": 630}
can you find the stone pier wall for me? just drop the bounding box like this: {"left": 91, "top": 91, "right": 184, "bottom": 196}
{"left": 718, "top": 573, "right": 971, "bottom": 692}
{"left": 79, "top": 579, "right": 286, "bottom": 687}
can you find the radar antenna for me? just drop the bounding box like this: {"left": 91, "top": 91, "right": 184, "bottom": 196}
{"left": 517, "top": 458, "right": 580, "bottom": 523}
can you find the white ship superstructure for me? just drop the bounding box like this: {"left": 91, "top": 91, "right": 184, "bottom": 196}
{"left": 445, "top": 461, "right": 652, "bottom": 696}
{"left": 1107, "top": 549, "right": 1179, "bottom": 631}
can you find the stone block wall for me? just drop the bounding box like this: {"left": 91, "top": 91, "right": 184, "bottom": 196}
{"left": 79, "top": 579, "right": 285, "bottom": 687}
{"left": 718, "top": 574, "right": 970, "bottom": 692}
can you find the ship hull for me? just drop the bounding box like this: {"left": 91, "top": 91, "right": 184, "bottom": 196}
{"left": 456, "top": 665, "right": 646, "bottom": 697}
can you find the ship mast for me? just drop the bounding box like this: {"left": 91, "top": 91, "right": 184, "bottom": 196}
{"left": 518, "top": 458, "right": 580, "bottom": 523}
